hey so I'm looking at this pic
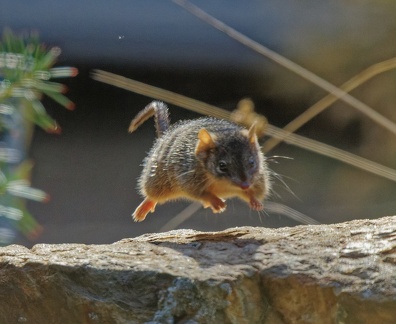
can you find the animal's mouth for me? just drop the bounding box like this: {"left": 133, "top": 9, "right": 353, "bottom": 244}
{"left": 228, "top": 176, "right": 251, "bottom": 190}
{"left": 238, "top": 182, "right": 251, "bottom": 190}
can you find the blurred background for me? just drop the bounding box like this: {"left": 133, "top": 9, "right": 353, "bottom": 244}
{"left": 1, "top": 0, "right": 396, "bottom": 246}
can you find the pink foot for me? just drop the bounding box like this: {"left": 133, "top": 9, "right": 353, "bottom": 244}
{"left": 249, "top": 197, "right": 264, "bottom": 211}
{"left": 203, "top": 195, "right": 226, "bottom": 213}
{"left": 133, "top": 198, "right": 157, "bottom": 222}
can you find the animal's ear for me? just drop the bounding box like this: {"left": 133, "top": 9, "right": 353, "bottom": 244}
{"left": 248, "top": 122, "right": 258, "bottom": 145}
{"left": 196, "top": 128, "right": 216, "bottom": 156}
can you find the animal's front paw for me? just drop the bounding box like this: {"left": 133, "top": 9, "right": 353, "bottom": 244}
{"left": 202, "top": 195, "right": 226, "bottom": 213}
{"left": 210, "top": 198, "right": 226, "bottom": 213}
{"left": 249, "top": 197, "right": 264, "bottom": 211}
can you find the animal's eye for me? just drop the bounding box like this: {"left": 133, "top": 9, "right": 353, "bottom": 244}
{"left": 217, "top": 160, "right": 228, "bottom": 173}
{"left": 248, "top": 156, "right": 256, "bottom": 168}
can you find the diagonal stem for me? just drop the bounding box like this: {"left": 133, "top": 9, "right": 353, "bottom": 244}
{"left": 172, "top": 0, "right": 396, "bottom": 136}
{"left": 91, "top": 70, "right": 396, "bottom": 183}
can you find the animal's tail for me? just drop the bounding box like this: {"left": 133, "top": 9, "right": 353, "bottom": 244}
{"left": 128, "top": 101, "right": 170, "bottom": 137}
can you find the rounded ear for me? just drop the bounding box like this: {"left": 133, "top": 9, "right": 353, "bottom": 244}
{"left": 195, "top": 128, "right": 216, "bottom": 156}
{"left": 248, "top": 122, "right": 258, "bottom": 144}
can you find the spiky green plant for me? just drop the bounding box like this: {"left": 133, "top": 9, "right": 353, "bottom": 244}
{"left": 0, "top": 29, "right": 77, "bottom": 244}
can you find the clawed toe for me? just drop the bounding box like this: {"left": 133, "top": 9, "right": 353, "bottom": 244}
{"left": 202, "top": 195, "right": 226, "bottom": 213}
{"left": 250, "top": 198, "right": 264, "bottom": 211}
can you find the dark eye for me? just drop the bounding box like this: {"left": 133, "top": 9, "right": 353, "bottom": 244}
{"left": 248, "top": 156, "right": 256, "bottom": 168}
{"left": 217, "top": 160, "right": 228, "bottom": 173}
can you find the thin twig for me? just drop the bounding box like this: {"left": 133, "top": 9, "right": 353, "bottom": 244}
{"left": 160, "top": 202, "right": 202, "bottom": 231}
{"left": 172, "top": 0, "right": 396, "bottom": 136}
{"left": 265, "top": 202, "right": 321, "bottom": 225}
{"left": 263, "top": 57, "right": 396, "bottom": 152}
{"left": 91, "top": 70, "right": 396, "bottom": 183}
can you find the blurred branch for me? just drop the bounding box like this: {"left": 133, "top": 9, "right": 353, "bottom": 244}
{"left": 91, "top": 70, "right": 396, "bottom": 183}
{"left": 263, "top": 57, "right": 396, "bottom": 152}
{"left": 172, "top": 0, "right": 396, "bottom": 136}
{"left": 159, "top": 201, "right": 320, "bottom": 232}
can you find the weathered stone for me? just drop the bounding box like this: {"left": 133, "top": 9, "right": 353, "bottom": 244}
{"left": 0, "top": 216, "right": 396, "bottom": 323}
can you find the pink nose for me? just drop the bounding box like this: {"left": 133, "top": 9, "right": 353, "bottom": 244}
{"left": 239, "top": 182, "right": 250, "bottom": 190}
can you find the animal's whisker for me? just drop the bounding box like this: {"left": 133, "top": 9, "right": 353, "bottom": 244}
{"left": 267, "top": 169, "right": 300, "bottom": 201}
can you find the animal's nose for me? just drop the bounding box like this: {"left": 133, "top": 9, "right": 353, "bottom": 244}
{"left": 239, "top": 182, "right": 250, "bottom": 190}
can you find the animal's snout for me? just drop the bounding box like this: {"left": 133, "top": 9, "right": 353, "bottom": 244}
{"left": 239, "top": 182, "right": 250, "bottom": 190}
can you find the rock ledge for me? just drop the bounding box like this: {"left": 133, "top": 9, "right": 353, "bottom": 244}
{"left": 1, "top": 216, "right": 396, "bottom": 323}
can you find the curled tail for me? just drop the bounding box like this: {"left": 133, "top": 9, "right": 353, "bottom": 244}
{"left": 128, "top": 101, "right": 170, "bottom": 137}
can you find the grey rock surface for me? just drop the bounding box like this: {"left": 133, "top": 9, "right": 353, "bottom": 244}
{"left": 1, "top": 216, "right": 396, "bottom": 323}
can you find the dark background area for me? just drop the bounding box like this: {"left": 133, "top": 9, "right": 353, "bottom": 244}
{"left": 1, "top": 0, "right": 396, "bottom": 246}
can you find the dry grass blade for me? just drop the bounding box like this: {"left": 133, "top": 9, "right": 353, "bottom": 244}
{"left": 160, "top": 202, "right": 202, "bottom": 232}
{"left": 266, "top": 124, "right": 396, "bottom": 181}
{"left": 159, "top": 201, "right": 320, "bottom": 231}
{"left": 172, "top": 0, "right": 396, "bottom": 136}
{"left": 265, "top": 202, "right": 320, "bottom": 225}
{"left": 91, "top": 69, "right": 396, "bottom": 183}
{"left": 263, "top": 57, "right": 396, "bottom": 152}
{"left": 91, "top": 70, "right": 226, "bottom": 119}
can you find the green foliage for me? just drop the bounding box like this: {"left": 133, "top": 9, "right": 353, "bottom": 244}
{"left": 0, "top": 29, "right": 77, "bottom": 244}
{"left": 0, "top": 28, "right": 77, "bottom": 133}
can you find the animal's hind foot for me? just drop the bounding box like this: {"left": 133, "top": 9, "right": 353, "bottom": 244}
{"left": 132, "top": 198, "right": 157, "bottom": 222}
